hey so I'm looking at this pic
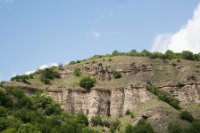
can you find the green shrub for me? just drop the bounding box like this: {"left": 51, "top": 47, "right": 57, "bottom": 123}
{"left": 11, "top": 74, "right": 33, "bottom": 84}
{"left": 79, "top": 76, "right": 96, "bottom": 91}
{"left": 90, "top": 116, "right": 103, "bottom": 127}
{"left": 112, "top": 70, "right": 122, "bottom": 79}
{"left": 74, "top": 68, "right": 81, "bottom": 76}
{"left": 125, "top": 120, "right": 155, "bottom": 133}
{"left": 110, "top": 119, "right": 120, "bottom": 133}
{"left": 186, "top": 120, "right": 200, "bottom": 133}
{"left": 125, "top": 110, "right": 134, "bottom": 118}
{"left": 180, "top": 111, "right": 194, "bottom": 122}
{"left": 75, "top": 113, "right": 89, "bottom": 126}
{"left": 181, "top": 51, "right": 194, "bottom": 61}
{"left": 41, "top": 68, "right": 60, "bottom": 84}
{"left": 168, "top": 123, "right": 184, "bottom": 133}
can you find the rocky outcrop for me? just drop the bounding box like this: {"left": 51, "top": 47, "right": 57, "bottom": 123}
{"left": 158, "top": 83, "right": 200, "bottom": 106}
{"left": 47, "top": 83, "right": 200, "bottom": 118}
{"left": 47, "top": 85, "right": 151, "bottom": 117}
{"left": 121, "top": 63, "right": 152, "bottom": 75}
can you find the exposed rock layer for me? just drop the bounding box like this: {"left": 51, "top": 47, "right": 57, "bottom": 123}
{"left": 46, "top": 83, "right": 200, "bottom": 117}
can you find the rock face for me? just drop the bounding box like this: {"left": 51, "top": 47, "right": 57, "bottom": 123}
{"left": 47, "top": 85, "right": 151, "bottom": 117}
{"left": 47, "top": 83, "right": 200, "bottom": 117}
{"left": 159, "top": 83, "right": 200, "bottom": 106}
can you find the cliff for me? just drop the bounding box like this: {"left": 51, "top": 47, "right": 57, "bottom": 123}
{"left": 47, "top": 83, "right": 200, "bottom": 118}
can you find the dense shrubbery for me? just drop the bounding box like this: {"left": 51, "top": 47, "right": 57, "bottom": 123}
{"left": 11, "top": 74, "right": 33, "bottom": 84}
{"left": 147, "top": 84, "right": 181, "bottom": 110}
{"left": 168, "top": 123, "right": 184, "bottom": 133}
{"left": 79, "top": 76, "right": 96, "bottom": 91}
{"left": 90, "top": 116, "right": 120, "bottom": 133}
{"left": 0, "top": 87, "right": 98, "bottom": 133}
{"left": 91, "top": 115, "right": 103, "bottom": 126}
{"left": 180, "top": 110, "right": 194, "bottom": 122}
{"left": 168, "top": 121, "right": 200, "bottom": 133}
{"left": 125, "top": 120, "right": 155, "bottom": 133}
{"left": 41, "top": 68, "right": 60, "bottom": 84}
{"left": 112, "top": 70, "right": 122, "bottom": 79}
{"left": 110, "top": 49, "right": 200, "bottom": 61}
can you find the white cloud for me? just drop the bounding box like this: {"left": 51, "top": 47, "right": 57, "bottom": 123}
{"left": 85, "top": 31, "right": 101, "bottom": 38}
{"left": 91, "top": 31, "right": 101, "bottom": 38}
{"left": 24, "top": 63, "right": 58, "bottom": 75}
{"left": 152, "top": 4, "right": 200, "bottom": 53}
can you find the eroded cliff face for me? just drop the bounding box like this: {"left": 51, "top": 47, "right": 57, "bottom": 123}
{"left": 47, "top": 83, "right": 200, "bottom": 117}
{"left": 159, "top": 83, "right": 200, "bottom": 106}
{"left": 47, "top": 85, "right": 152, "bottom": 117}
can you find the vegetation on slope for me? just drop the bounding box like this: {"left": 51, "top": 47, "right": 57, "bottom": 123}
{"left": 0, "top": 87, "right": 98, "bottom": 133}
{"left": 147, "top": 84, "right": 181, "bottom": 110}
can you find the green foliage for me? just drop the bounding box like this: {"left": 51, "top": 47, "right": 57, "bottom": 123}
{"left": 109, "top": 49, "right": 200, "bottom": 61}
{"left": 75, "top": 113, "right": 89, "bottom": 126}
{"left": 125, "top": 120, "right": 155, "bottom": 133}
{"left": 181, "top": 51, "right": 195, "bottom": 61}
{"left": 180, "top": 111, "right": 194, "bottom": 122}
{"left": 69, "top": 60, "right": 81, "bottom": 65}
{"left": 11, "top": 74, "right": 33, "bottom": 84}
{"left": 185, "top": 120, "right": 200, "bottom": 133}
{"left": 147, "top": 85, "right": 181, "bottom": 110}
{"left": 168, "top": 123, "right": 184, "bottom": 133}
{"left": 112, "top": 70, "right": 122, "bottom": 79}
{"left": 79, "top": 76, "right": 96, "bottom": 91}
{"left": 91, "top": 115, "right": 103, "bottom": 126}
{"left": 74, "top": 68, "right": 81, "bottom": 76}
{"left": 169, "top": 121, "right": 200, "bottom": 133}
{"left": 125, "top": 110, "right": 134, "bottom": 118}
{"left": 41, "top": 68, "right": 60, "bottom": 84}
{"left": 0, "top": 87, "right": 96, "bottom": 133}
{"left": 110, "top": 119, "right": 120, "bottom": 133}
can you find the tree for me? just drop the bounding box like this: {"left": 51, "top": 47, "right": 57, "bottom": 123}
{"left": 181, "top": 51, "right": 194, "bottom": 61}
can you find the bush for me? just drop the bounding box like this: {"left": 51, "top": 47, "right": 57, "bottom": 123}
{"left": 181, "top": 51, "right": 194, "bottom": 61}
{"left": 11, "top": 74, "right": 33, "bottom": 84}
{"left": 75, "top": 113, "right": 89, "bottom": 126}
{"left": 74, "top": 68, "right": 81, "bottom": 76}
{"left": 168, "top": 123, "right": 184, "bottom": 133}
{"left": 125, "top": 120, "right": 155, "bottom": 133}
{"left": 125, "top": 110, "right": 134, "bottom": 118}
{"left": 41, "top": 68, "right": 60, "bottom": 84}
{"left": 110, "top": 119, "right": 120, "bottom": 133}
{"left": 186, "top": 120, "right": 200, "bottom": 133}
{"left": 79, "top": 76, "right": 96, "bottom": 91}
{"left": 112, "top": 70, "right": 122, "bottom": 79}
{"left": 90, "top": 116, "right": 103, "bottom": 127}
{"left": 180, "top": 111, "right": 194, "bottom": 122}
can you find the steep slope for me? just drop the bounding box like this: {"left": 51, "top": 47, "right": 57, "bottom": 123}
{"left": 3, "top": 55, "right": 200, "bottom": 133}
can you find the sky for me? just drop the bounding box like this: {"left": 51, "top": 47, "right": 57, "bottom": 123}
{"left": 0, "top": 0, "right": 200, "bottom": 81}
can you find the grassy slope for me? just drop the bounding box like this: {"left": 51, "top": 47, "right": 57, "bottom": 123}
{"left": 2, "top": 56, "right": 200, "bottom": 133}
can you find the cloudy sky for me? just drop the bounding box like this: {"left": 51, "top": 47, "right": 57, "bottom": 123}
{"left": 0, "top": 0, "right": 200, "bottom": 81}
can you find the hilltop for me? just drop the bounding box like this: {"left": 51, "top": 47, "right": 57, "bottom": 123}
{"left": 1, "top": 50, "right": 200, "bottom": 133}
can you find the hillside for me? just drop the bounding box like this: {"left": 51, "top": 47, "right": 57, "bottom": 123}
{"left": 1, "top": 51, "right": 200, "bottom": 133}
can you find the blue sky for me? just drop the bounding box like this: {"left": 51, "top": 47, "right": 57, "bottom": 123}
{"left": 0, "top": 0, "right": 200, "bottom": 81}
